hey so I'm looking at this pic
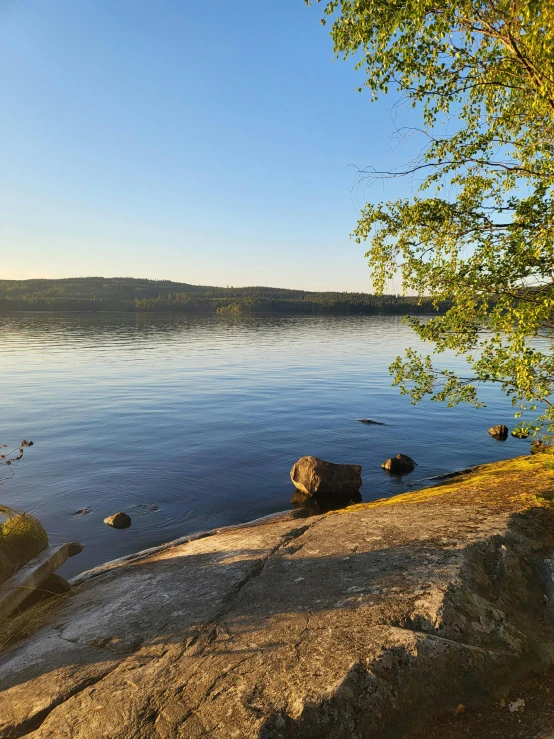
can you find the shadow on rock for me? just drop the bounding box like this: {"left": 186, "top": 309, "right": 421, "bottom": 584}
{"left": 4, "top": 484, "right": 554, "bottom": 739}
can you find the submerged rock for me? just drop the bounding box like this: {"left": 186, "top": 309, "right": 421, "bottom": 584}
{"left": 488, "top": 424, "right": 509, "bottom": 439}
{"left": 130, "top": 504, "right": 160, "bottom": 514}
{"left": 290, "top": 456, "right": 362, "bottom": 496}
{"left": 104, "top": 512, "right": 132, "bottom": 529}
{"left": 382, "top": 453, "right": 417, "bottom": 474}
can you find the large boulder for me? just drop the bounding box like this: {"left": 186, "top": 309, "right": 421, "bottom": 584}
{"left": 488, "top": 424, "right": 509, "bottom": 439}
{"left": 290, "top": 456, "right": 362, "bottom": 497}
{"left": 0, "top": 509, "right": 48, "bottom": 569}
{"left": 382, "top": 453, "right": 417, "bottom": 474}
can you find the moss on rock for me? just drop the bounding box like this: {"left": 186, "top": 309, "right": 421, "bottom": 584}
{"left": 332, "top": 455, "right": 554, "bottom": 516}
{"left": 0, "top": 507, "right": 48, "bottom": 569}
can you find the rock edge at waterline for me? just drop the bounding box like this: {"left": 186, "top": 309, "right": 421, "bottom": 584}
{"left": 2, "top": 455, "right": 554, "bottom": 738}
{"left": 290, "top": 455, "right": 362, "bottom": 497}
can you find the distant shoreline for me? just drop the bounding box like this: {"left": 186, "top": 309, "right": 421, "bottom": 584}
{"left": 0, "top": 307, "right": 449, "bottom": 317}
{"left": 0, "top": 276, "right": 451, "bottom": 316}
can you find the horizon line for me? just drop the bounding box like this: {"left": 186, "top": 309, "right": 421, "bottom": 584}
{"left": 0, "top": 275, "right": 404, "bottom": 296}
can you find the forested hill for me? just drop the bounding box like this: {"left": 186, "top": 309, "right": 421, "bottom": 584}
{"left": 0, "top": 277, "right": 449, "bottom": 315}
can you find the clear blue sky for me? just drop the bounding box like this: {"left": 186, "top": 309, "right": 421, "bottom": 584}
{"left": 0, "top": 0, "right": 420, "bottom": 291}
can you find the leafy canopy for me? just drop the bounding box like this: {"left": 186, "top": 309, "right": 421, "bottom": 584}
{"left": 309, "top": 0, "right": 554, "bottom": 435}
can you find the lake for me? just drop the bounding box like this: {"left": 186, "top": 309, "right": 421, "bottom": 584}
{"left": 0, "top": 312, "right": 525, "bottom": 576}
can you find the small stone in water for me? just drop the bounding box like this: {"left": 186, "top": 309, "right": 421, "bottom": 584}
{"left": 104, "top": 512, "right": 132, "bottom": 529}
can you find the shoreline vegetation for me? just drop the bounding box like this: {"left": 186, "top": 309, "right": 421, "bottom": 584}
{"left": 0, "top": 277, "right": 450, "bottom": 315}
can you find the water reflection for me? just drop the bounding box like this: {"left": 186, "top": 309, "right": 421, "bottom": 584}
{"left": 290, "top": 489, "right": 363, "bottom": 515}
{"left": 0, "top": 311, "right": 526, "bottom": 576}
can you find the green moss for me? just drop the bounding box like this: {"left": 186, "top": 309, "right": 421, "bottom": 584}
{"left": 0, "top": 509, "right": 48, "bottom": 569}
{"left": 331, "top": 455, "right": 554, "bottom": 517}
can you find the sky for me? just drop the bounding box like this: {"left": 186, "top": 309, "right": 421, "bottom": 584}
{"left": 0, "top": 0, "right": 422, "bottom": 291}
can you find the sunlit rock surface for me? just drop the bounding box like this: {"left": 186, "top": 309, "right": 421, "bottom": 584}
{"left": 2, "top": 456, "right": 554, "bottom": 738}
{"left": 290, "top": 456, "right": 362, "bottom": 496}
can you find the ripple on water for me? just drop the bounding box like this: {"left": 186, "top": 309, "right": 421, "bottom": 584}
{"left": 0, "top": 312, "right": 524, "bottom": 575}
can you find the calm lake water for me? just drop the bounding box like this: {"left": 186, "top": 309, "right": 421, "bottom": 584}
{"left": 0, "top": 312, "right": 526, "bottom": 576}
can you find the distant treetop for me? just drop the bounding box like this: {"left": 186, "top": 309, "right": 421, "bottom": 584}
{"left": 0, "top": 277, "right": 448, "bottom": 316}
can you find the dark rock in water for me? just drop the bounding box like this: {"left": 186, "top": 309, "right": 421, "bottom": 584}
{"left": 104, "top": 512, "right": 132, "bottom": 529}
{"left": 488, "top": 424, "right": 508, "bottom": 439}
{"left": 359, "top": 419, "right": 386, "bottom": 425}
{"left": 130, "top": 504, "right": 160, "bottom": 514}
{"left": 290, "top": 456, "right": 362, "bottom": 497}
{"left": 511, "top": 429, "right": 530, "bottom": 439}
{"left": 290, "top": 489, "right": 362, "bottom": 515}
{"left": 531, "top": 440, "right": 554, "bottom": 455}
{"left": 73, "top": 508, "right": 90, "bottom": 516}
{"left": 382, "top": 453, "right": 417, "bottom": 474}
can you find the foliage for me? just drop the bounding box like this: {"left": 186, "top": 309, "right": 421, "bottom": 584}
{"left": 310, "top": 0, "right": 554, "bottom": 435}
{"left": 0, "top": 277, "right": 449, "bottom": 316}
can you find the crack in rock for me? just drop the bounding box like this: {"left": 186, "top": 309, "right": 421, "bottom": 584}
{"left": 6, "top": 663, "right": 120, "bottom": 738}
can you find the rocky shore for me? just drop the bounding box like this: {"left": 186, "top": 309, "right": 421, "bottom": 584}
{"left": 2, "top": 454, "right": 554, "bottom": 738}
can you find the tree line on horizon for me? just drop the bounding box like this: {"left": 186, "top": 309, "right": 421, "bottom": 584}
{"left": 0, "top": 277, "right": 449, "bottom": 315}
